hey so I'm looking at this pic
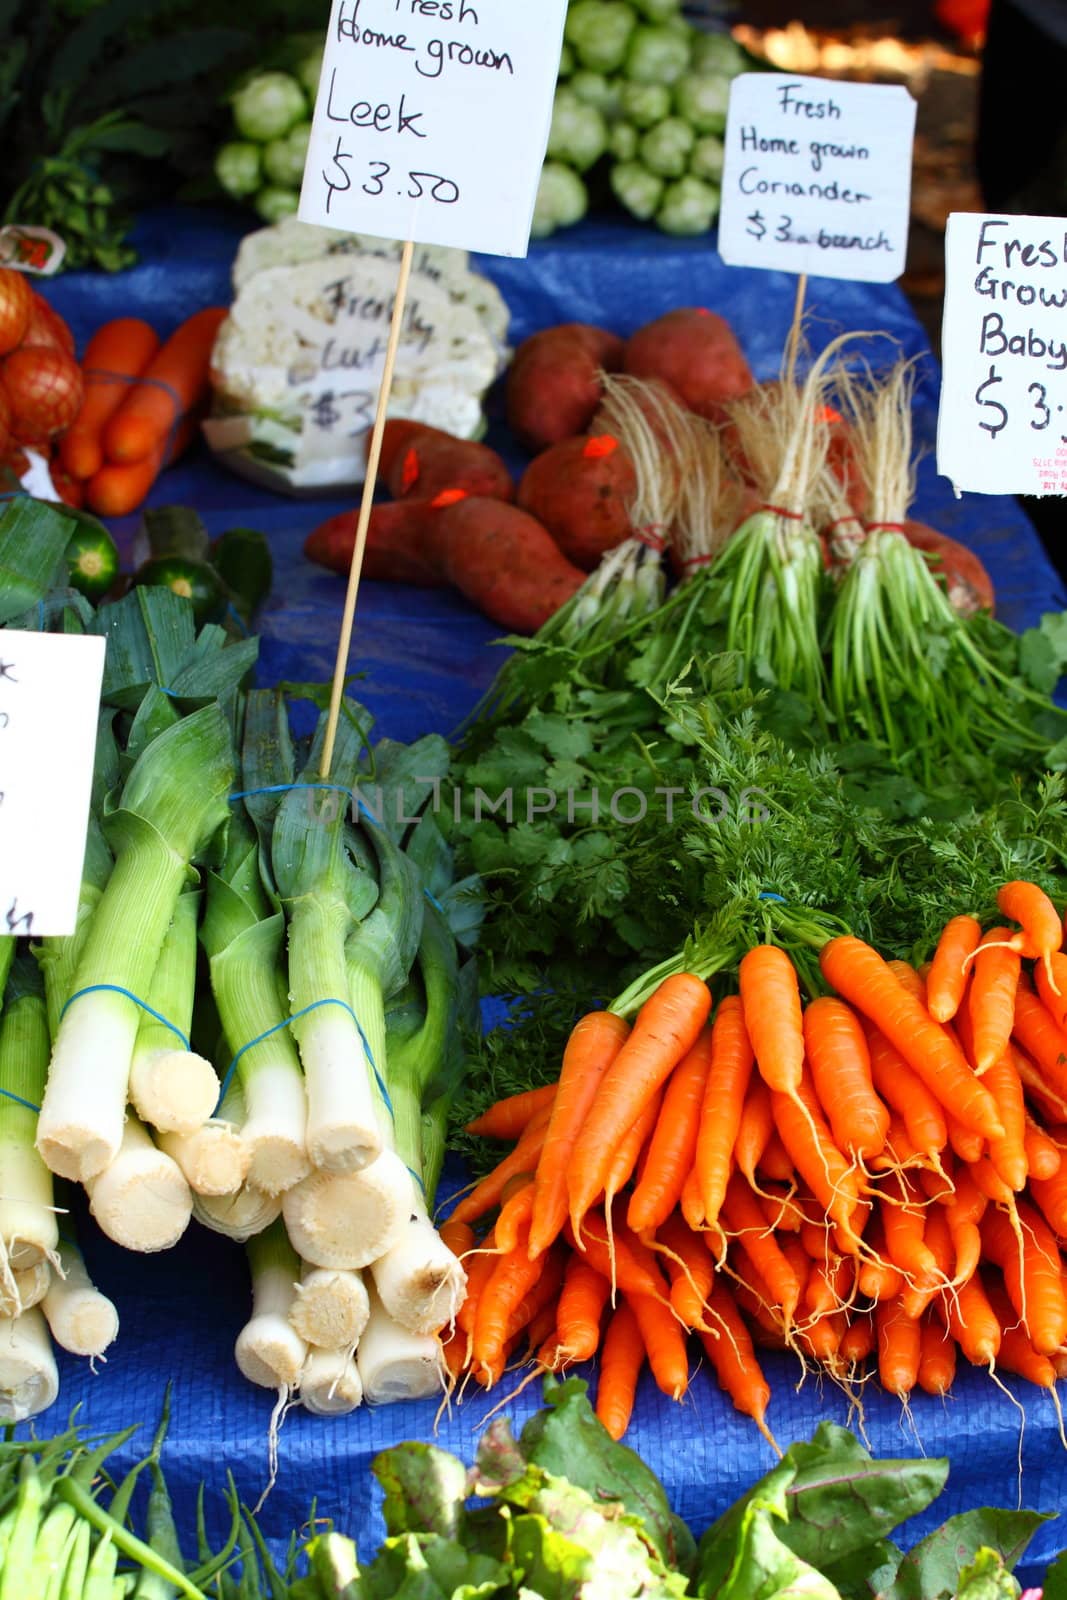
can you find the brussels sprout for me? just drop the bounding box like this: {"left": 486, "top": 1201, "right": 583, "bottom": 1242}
{"left": 656, "top": 174, "right": 719, "bottom": 235}
{"left": 214, "top": 140, "right": 262, "bottom": 200}
{"left": 570, "top": 69, "right": 622, "bottom": 118}
{"left": 531, "top": 161, "right": 589, "bottom": 238}
{"left": 609, "top": 121, "right": 639, "bottom": 161}
{"left": 632, "top": 0, "right": 682, "bottom": 17}
{"left": 610, "top": 160, "right": 665, "bottom": 221}
{"left": 625, "top": 23, "right": 691, "bottom": 85}
{"left": 564, "top": 0, "right": 637, "bottom": 74}
{"left": 640, "top": 116, "right": 696, "bottom": 178}
{"left": 673, "top": 71, "right": 731, "bottom": 134}
{"left": 295, "top": 41, "right": 324, "bottom": 100}
{"left": 690, "top": 29, "right": 748, "bottom": 76}
{"left": 548, "top": 87, "right": 608, "bottom": 173}
{"left": 255, "top": 185, "right": 301, "bottom": 224}
{"left": 618, "top": 80, "right": 672, "bottom": 128}
{"left": 262, "top": 122, "right": 312, "bottom": 189}
{"left": 558, "top": 40, "right": 577, "bottom": 76}
{"left": 690, "top": 132, "right": 725, "bottom": 183}
{"left": 232, "top": 71, "right": 307, "bottom": 143}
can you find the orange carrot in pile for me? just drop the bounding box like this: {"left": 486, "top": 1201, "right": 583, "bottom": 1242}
{"left": 803, "top": 996, "right": 889, "bottom": 1161}
{"left": 596, "top": 1303, "right": 645, "bottom": 1440}
{"left": 102, "top": 307, "right": 226, "bottom": 464}
{"left": 567, "top": 975, "right": 710, "bottom": 1237}
{"left": 466, "top": 1084, "right": 557, "bottom": 1140}
{"left": 968, "top": 929, "right": 1021, "bottom": 1075}
{"left": 60, "top": 317, "right": 160, "bottom": 480}
{"left": 628, "top": 1027, "right": 713, "bottom": 1234}
{"left": 694, "top": 997, "right": 753, "bottom": 1229}
{"left": 927, "top": 915, "right": 982, "bottom": 1022}
{"left": 740, "top": 945, "right": 804, "bottom": 1095}
{"left": 997, "top": 880, "right": 1062, "bottom": 981}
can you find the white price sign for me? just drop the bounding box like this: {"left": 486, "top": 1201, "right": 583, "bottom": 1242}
{"left": 298, "top": 0, "right": 568, "bottom": 258}
{"left": 938, "top": 213, "right": 1067, "bottom": 497}
{"left": 718, "top": 73, "right": 916, "bottom": 283}
{"left": 0, "top": 631, "right": 106, "bottom": 938}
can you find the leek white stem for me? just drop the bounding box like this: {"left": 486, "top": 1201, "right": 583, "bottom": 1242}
{"left": 0, "top": 1260, "right": 51, "bottom": 1317}
{"left": 86, "top": 1115, "right": 192, "bottom": 1252}
{"left": 0, "top": 1307, "right": 59, "bottom": 1421}
{"left": 242, "top": 1051, "right": 310, "bottom": 1197}
{"left": 155, "top": 1082, "right": 250, "bottom": 1198}
{"left": 281, "top": 1149, "right": 412, "bottom": 1269}
{"left": 0, "top": 968, "right": 58, "bottom": 1271}
{"left": 289, "top": 1265, "right": 369, "bottom": 1350}
{"left": 128, "top": 891, "right": 218, "bottom": 1135}
{"left": 41, "top": 1240, "right": 118, "bottom": 1358}
{"left": 289, "top": 899, "right": 381, "bottom": 1174}
{"left": 235, "top": 1221, "right": 307, "bottom": 1390}
{"left": 356, "top": 1288, "right": 444, "bottom": 1404}
{"left": 300, "top": 1346, "right": 363, "bottom": 1415}
{"left": 371, "top": 1208, "right": 466, "bottom": 1337}
{"left": 193, "top": 1185, "right": 281, "bottom": 1243}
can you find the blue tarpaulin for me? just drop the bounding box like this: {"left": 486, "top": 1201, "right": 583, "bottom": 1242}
{"left": 31, "top": 207, "right": 1067, "bottom": 1581}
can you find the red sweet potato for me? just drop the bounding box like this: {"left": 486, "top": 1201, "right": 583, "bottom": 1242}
{"left": 517, "top": 434, "right": 637, "bottom": 571}
{"left": 375, "top": 419, "right": 447, "bottom": 479}
{"left": 902, "top": 520, "right": 994, "bottom": 616}
{"left": 389, "top": 429, "right": 513, "bottom": 503}
{"left": 304, "top": 500, "right": 445, "bottom": 587}
{"left": 506, "top": 323, "right": 625, "bottom": 453}
{"left": 425, "top": 495, "right": 586, "bottom": 633}
{"left": 624, "top": 308, "right": 754, "bottom": 423}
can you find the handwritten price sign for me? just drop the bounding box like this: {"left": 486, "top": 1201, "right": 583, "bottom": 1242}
{"left": 938, "top": 213, "right": 1067, "bottom": 497}
{"left": 299, "top": 0, "right": 568, "bottom": 258}
{"left": 718, "top": 73, "right": 916, "bottom": 283}
{"left": 0, "top": 632, "right": 106, "bottom": 937}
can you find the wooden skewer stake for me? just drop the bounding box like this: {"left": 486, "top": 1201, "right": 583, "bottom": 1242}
{"left": 320, "top": 238, "right": 416, "bottom": 781}
{"left": 784, "top": 272, "right": 808, "bottom": 386}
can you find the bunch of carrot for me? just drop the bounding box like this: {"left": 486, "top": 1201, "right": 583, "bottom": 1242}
{"left": 441, "top": 879, "right": 1067, "bottom": 1445}
{"left": 59, "top": 307, "right": 226, "bottom": 516}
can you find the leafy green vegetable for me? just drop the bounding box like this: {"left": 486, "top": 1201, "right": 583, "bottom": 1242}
{"left": 887, "top": 1511, "right": 1051, "bottom": 1600}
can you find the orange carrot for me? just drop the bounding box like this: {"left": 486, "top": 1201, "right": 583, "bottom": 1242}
{"left": 881, "top": 1175, "right": 942, "bottom": 1290}
{"left": 758, "top": 1132, "right": 794, "bottom": 1185}
{"left": 693, "top": 996, "right": 754, "bottom": 1229}
{"left": 1031, "top": 1163, "right": 1067, "bottom": 1236}
{"left": 858, "top": 1212, "right": 905, "bottom": 1302}
{"left": 983, "top": 1054, "right": 1028, "bottom": 1192}
{"left": 866, "top": 1024, "right": 949, "bottom": 1157}
{"left": 568, "top": 1206, "right": 671, "bottom": 1303}
{"left": 1036, "top": 951, "right": 1067, "bottom": 1031}
{"left": 876, "top": 1297, "right": 921, "bottom": 1398}
{"left": 629, "top": 1025, "right": 715, "bottom": 1235}
{"left": 927, "top": 915, "right": 982, "bottom": 1023}
{"left": 680, "top": 1166, "right": 706, "bottom": 1232}
{"left": 472, "top": 1233, "right": 544, "bottom": 1380}
{"left": 457, "top": 1227, "right": 499, "bottom": 1337}
{"left": 983, "top": 1200, "right": 1067, "bottom": 1355}
{"left": 439, "top": 1217, "right": 476, "bottom": 1259}
{"left": 699, "top": 1279, "right": 772, "bottom": 1429}
{"left": 103, "top": 307, "right": 227, "bottom": 464}
{"left": 554, "top": 1257, "right": 611, "bottom": 1363}
{"left": 972, "top": 1157, "right": 1014, "bottom": 1206}
{"left": 629, "top": 1290, "right": 689, "bottom": 1399}
{"left": 804, "top": 1252, "right": 852, "bottom": 1320}
{"left": 1025, "top": 1118, "right": 1062, "bottom": 1181}
{"left": 495, "top": 1179, "right": 536, "bottom": 1255}
{"left": 804, "top": 996, "right": 889, "bottom": 1160}
{"left": 987, "top": 1278, "right": 1060, "bottom": 1389}
{"left": 968, "top": 929, "right": 1021, "bottom": 1075}
{"left": 840, "top": 1316, "right": 875, "bottom": 1366}
{"left": 1013, "top": 1041, "right": 1067, "bottom": 1125}
{"left": 740, "top": 945, "right": 804, "bottom": 1095}
{"left": 660, "top": 1216, "right": 716, "bottom": 1329}
{"left": 946, "top": 1113, "right": 985, "bottom": 1166}
{"left": 917, "top": 1314, "right": 957, "bottom": 1396}
{"left": 85, "top": 415, "right": 196, "bottom": 517}
{"left": 1013, "top": 981, "right": 1067, "bottom": 1101}
{"left": 596, "top": 1302, "right": 645, "bottom": 1439}
{"left": 900, "top": 1204, "right": 953, "bottom": 1319}
{"left": 945, "top": 1274, "right": 1001, "bottom": 1365}
{"left": 568, "top": 975, "right": 711, "bottom": 1236}
{"left": 820, "top": 936, "right": 1004, "bottom": 1143}
{"left": 604, "top": 1088, "right": 663, "bottom": 1217}
{"left": 734, "top": 1077, "right": 774, "bottom": 1185}
{"left": 450, "top": 1105, "right": 554, "bottom": 1226}
{"left": 722, "top": 1173, "right": 802, "bottom": 1324}
{"left": 528, "top": 1011, "right": 629, "bottom": 1259}
{"left": 441, "top": 1325, "right": 468, "bottom": 1382}
{"left": 888, "top": 960, "right": 926, "bottom": 1002}
{"left": 467, "top": 1084, "right": 557, "bottom": 1140}
{"left": 60, "top": 318, "right": 160, "bottom": 480}
{"left": 997, "top": 880, "right": 1063, "bottom": 979}
{"left": 771, "top": 1068, "right": 860, "bottom": 1235}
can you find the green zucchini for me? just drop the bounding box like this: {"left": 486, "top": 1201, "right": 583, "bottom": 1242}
{"left": 132, "top": 556, "right": 224, "bottom": 627}
{"left": 63, "top": 513, "right": 119, "bottom": 601}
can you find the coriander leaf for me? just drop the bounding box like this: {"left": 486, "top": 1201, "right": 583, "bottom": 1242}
{"left": 524, "top": 711, "right": 595, "bottom": 762}
{"left": 1019, "top": 628, "right": 1060, "bottom": 696}
{"left": 887, "top": 1510, "right": 1052, "bottom": 1600}
{"left": 373, "top": 1442, "right": 469, "bottom": 1541}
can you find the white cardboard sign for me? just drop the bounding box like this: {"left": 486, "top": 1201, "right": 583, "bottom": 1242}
{"left": 718, "top": 73, "right": 916, "bottom": 283}
{"left": 938, "top": 213, "right": 1067, "bottom": 497}
{"left": 298, "top": 0, "right": 568, "bottom": 259}
{"left": 0, "top": 631, "right": 106, "bottom": 938}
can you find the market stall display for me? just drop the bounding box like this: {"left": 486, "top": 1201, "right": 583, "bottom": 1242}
{"left": 0, "top": 204, "right": 1061, "bottom": 1595}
